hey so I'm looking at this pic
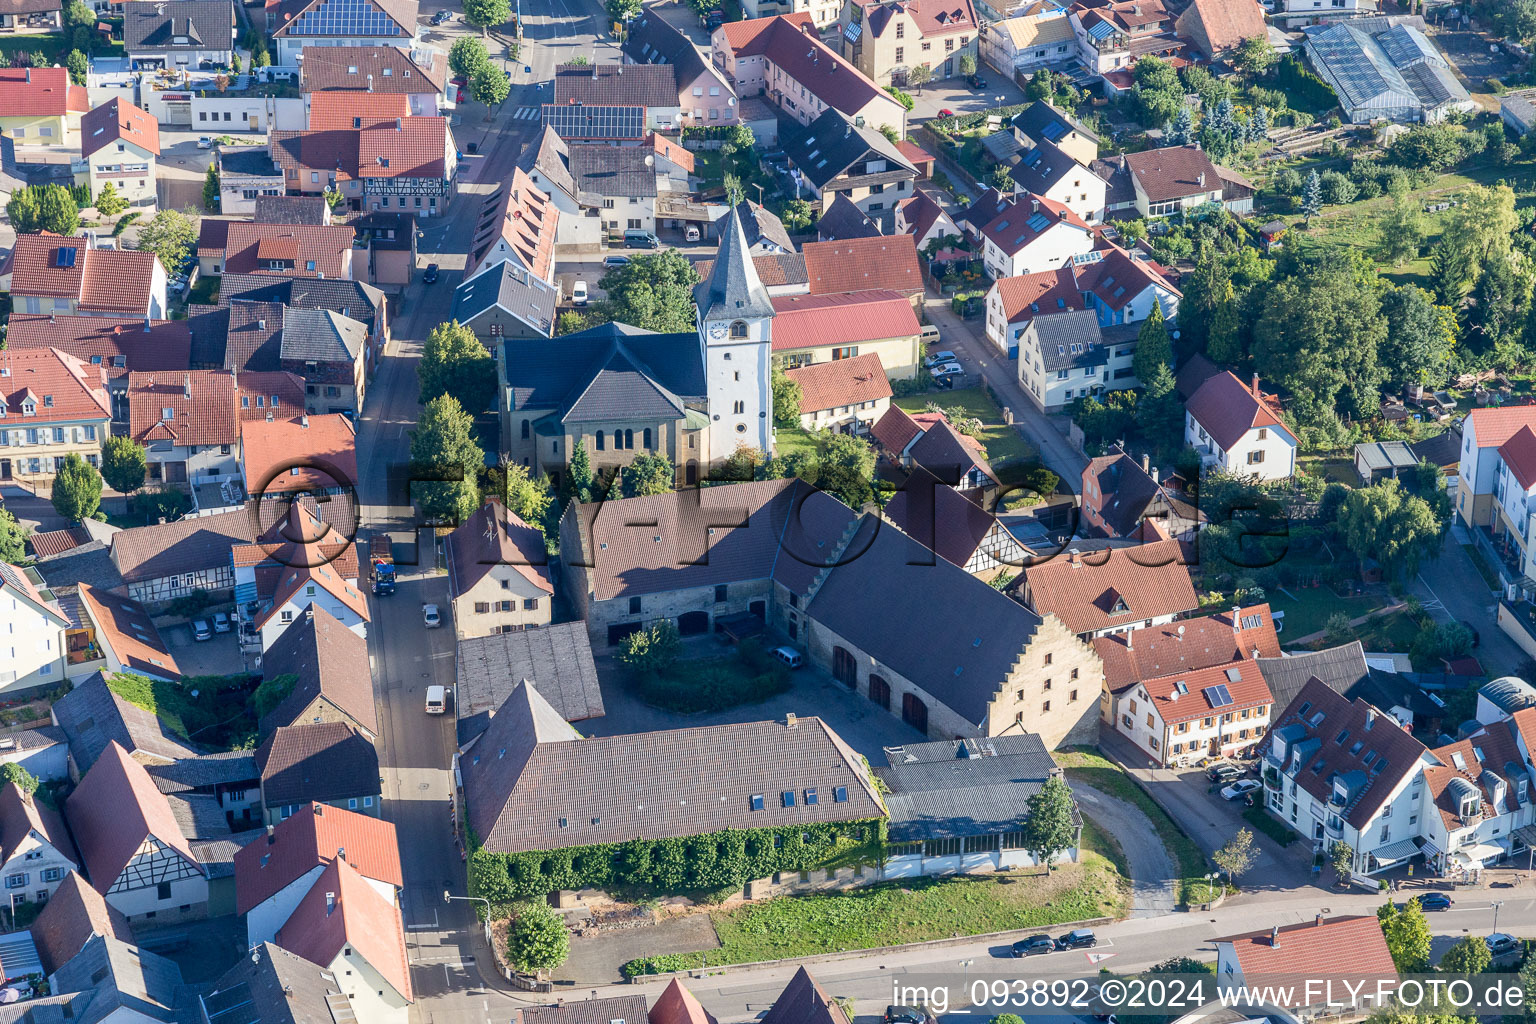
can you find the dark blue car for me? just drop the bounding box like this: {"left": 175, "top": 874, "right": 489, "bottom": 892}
{"left": 1415, "top": 892, "right": 1453, "bottom": 911}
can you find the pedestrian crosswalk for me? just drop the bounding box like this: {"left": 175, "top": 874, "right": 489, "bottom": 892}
{"left": 511, "top": 106, "right": 542, "bottom": 121}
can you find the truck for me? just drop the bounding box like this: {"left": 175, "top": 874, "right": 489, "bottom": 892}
{"left": 370, "top": 535, "right": 396, "bottom": 595}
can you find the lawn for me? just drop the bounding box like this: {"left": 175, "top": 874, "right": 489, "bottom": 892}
{"left": 630, "top": 643, "right": 792, "bottom": 714}
{"left": 1054, "top": 747, "right": 1209, "bottom": 907}
{"left": 1268, "top": 585, "right": 1388, "bottom": 640}
{"left": 0, "top": 33, "right": 122, "bottom": 64}
{"left": 187, "top": 276, "right": 219, "bottom": 306}
{"left": 894, "top": 387, "right": 1038, "bottom": 468}
{"left": 1349, "top": 609, "right": 1422, "bottom": 660}
{"left": 1242, "top": 804, "right": 1298, "bottom": 848}
{"left": 623, "top": 855, "right": 1126, "bottom": 974}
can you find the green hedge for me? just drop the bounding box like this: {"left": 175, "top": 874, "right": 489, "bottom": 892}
{"left": 623, "top": 953, "right": 706, "bottom": 978}
{"left": 1275, "top": 55, "right": 1337, "bottom": 114}
{"left": 470, "top": 819, "right": 886, "bottom": 902}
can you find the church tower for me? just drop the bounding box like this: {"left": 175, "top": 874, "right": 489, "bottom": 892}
{"left": 694, "top": 206, "right": 775, "bottom": 461}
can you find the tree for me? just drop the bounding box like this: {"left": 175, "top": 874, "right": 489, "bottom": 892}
{"left": 1388, "top": 124, "right": 1467, "bottom": 172}
{"left": 1428, "top": 238, "right": 1472, "bottom": 308}
{"left": 201, "top": 165, "right": 220, "bottom": 211}
{"left": 1379, "top": 899, "right": 1433, "bottom": 972}
{"left": 906, "top": 63, "right": 932, "bottom": 93}
{"left": 500, "top": 462, "right": 552, "bottom": 529}
{"left": 1021, "top": 776, "right": 1077, "bottom": 873}
{"left": 65, "top": 49, "right": 87, "bottom": 85}
{"left": 620, "top": 453, "right": 675, "bottom": 498}
{"left": 958, "top": 53, "right": 976, "bottom": 76}
{"left": 565, "top": 54, "right": 590, "bottom": 65}
{"left": 0, "top": 509, "right": 25, "bottom": 564}
{"left": 0, "top": 764, "right": 38, "bottom": 796}
{"left": 565, "top": 438, "right": 594, "bottom": 504}
{"left": 1212, "top": 828, "right": 1257, "bottom": 885}
{"left": 1165, "top": 105, "right": 1195, "bottom": 146}
{"left": 989, "top": 164, "right": 1015, "bottom": 192}
{"left": 1301, "top": 169, "right": 1322, "bottom": 222}
{"left": 1206, "top": 281, "right": 1242, "bottom": 364}
{"left": 8, "top": 184, "right": 80, "bottom": 236}
{"left": 811, "top": 431, "right": 876, "bottom": 509}
{"left": 605, "top": 0, "right": 641, "bottom": 20}
{"left": 1379, "top": 285, "right": 1453, "bottom": 387}
{"left": 1444, "top": 183, "right": 1517, "bottom": 267}
{"left": 506, "top": 902, "right": 569, "bottom": 974}
{"left": 1337, "top": 478, "right": 1441, "bottom": 579}
{"left": 597, "top": 249, "right": 700, "bottom": 333}
{"left": 1233, "top": 34, "right": 1275, "bottom": 75}
{"left": 1140, "top": 362, "right": 1183, "bottom": 456}
{"left": 772, "top": 367, "right": 802, "bottom": 428}
{"left": 1378, "top": 179, "right": 1427, "bottom": 266}
{"left": 781, "top": 197, "right": 812, "bottom": 232}
{"left": 1472, "top": 254, "right": 1534, "bottom": 364}
{"left": 1319, "top": 170, "right": 1356, "bottom": 206}
{"left": 419, "top": 320, "right": 497, "bottom": 415}
{"left": 449, "top": 36, "right": 491, "bottom": 78}
{"left": 1131, "top": 299, "right": 1172, "bottom": 384}
{"left": 617, "top": 620, "right": 681, "bottom": 675}
{"left": 462, "top": 0, "right": 510, "bottom": 29}
{"left": 133, "top": 208, "right": 197, "bottom": 274}
{"left": 729, "top": 123, "right": 755, "bottom": 149}
{"left": 100, "top": 435, "right": 148, "bottom": 494}
{"left": 470, "top": 61, "right": 510, "bottom": 106}
{"left": 254, "top": 46, "right": 271, "bottom": 68}
{"left": 1439, "top": 936, "right": 1492, "bottom": 975}
{"left": 51, "top": 453, "right": 102, "bottom": 523}
{"left": 94, "top": 181, "right": 127, "bottom": 218}
{"left": 1331, "top": 840, "right": 1354, "bottom": 882}
{"left": 409, "top": 395, "right": 484, "bottom": 525}
{"left": 231, "top": 52, "right": 243, "bottom": 74}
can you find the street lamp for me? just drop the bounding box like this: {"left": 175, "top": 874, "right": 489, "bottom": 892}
{"left": 1205, "top": 871, "right": 1219, "bottom": 905}
{"left": 444, "top": 890, "right": 493, "bottom": 947}
{"left": 958, "top": 959, "right": 974, "bottom": 997}
{"left": 1492, "top": 899, "right": 1505, "bottom": 935}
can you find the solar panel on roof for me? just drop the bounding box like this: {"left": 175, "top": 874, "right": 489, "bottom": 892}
{"left": 203, "top": 983, "right": 258, "bottom": 1024}
{"left": 1023, "top": 149, "right": 1042, "bottom": 166}
{"left": 541, "top": 104, "right": 645, "bottom": 140}
{"left": 1203, "top": 684, "right": 1234, "bottom": 708}
{"left": 1026, "top": 212, "right": 1050, "bottom": 231}
{"left": 1041, "top": 120, "right": 1065, "bottom": 140}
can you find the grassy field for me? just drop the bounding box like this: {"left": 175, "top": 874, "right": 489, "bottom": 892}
{"left": 893, "top": 387, "right": 1037, "bottom": 467}
{"left": 631, "top": 646, "right": 791, "bottom": 714}
{"left": 0, "top": 33, "right": 123, "bottom": 64}
{"left": 188, "top": 277, "right": 219, "bottom": 306}
{"left": 1349, "top": 609, "right": 1421, "bottom": 659}
{"left": 1055, "top": 747, "right": 1208, "bottom": 907}
{"left": 1268, "top": 586, "right": 1388, "bottom": 639}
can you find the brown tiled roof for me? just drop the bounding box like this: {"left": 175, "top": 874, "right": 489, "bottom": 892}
{"left": 0, "top": 562, "right": 63, "bottom": 627}
{"left": 649, "top": 980, "right": 719, "bottom": 1024}
{"left": 445, "top": 498, "right": 553, "bottom": 601}
{"left": 1425, "top": 717, "right": 1527, "bottom": 831}
{"left": 30, "top": 871, "right": 133, "bottom": 975}
{"left": 81, "top": 96, "right": 160, "bottom": 158}
{"left": 895, "top": 139, "right": 932, "bottom": 166}
{"left": 1215, "top": 916, "right": 1396, "bottom": 989}
{"left": 648, "top": 132, "right": 694, "bottom": 173}
{"left": 237, "top": 370, "right": 308, "bottom": 419}
{"left": 722, "top": 15, "right": 888, "bottom": 121}
{"left": 978, "top": 192, "right": 1090, "bottom": 256}
{"left": 554, "top": 63, "right": 677, "bottom": 107}
{"left": 1072, "top": 245, "right": 1179, "bottom": 310}
{"left": 234, "top": 801, "right": 401, "bottom": 914}
{"left": 761, "top": 968, "right": 851, "bottom": 1024}
{"left": 0, "top": 67, "right": 84, "bottom": 117}
{"left": 1175, "top": 351, "right": 1219, "bottom": 400}
{"left": 870, "top": 405, "right": 923, "bottom": 454}
{"left": 716, "top": 10, "right": 814, "bottom": 48}
{"left": 0, "top": 780, "right": 76, "bottom": 870}
{"left": 273, "top": 118, "right": 449, "bottom": 182}
{"left": 64, "top": 741, "right": 204, "bottom": 895}
{"left": 128, "top": 370, "right": 238, "bottom": 447}
{"left": 1136, "top": 658, "right": 1272, "bottom": 726}
{"left": 464, "top": 681, "right": 883, "bottom": 853}
{"left": 907, "top": 415, "right": 995, "bottom": 484}
{"left": 692, "top": 252, "right": 807, "bottom": 288}
{"left": 77, "top": 583, "right": 182, "bottom": 678}
{"left": 110, "top": 506, "right": 257, "bottom": 584}
{"left": 521, "top": 997, "right": 652, "bottom": 1024}
{"left": 255, "top": 723, "right": 380, "bottom": 806}
{"left": 276, "top": 856, "right": 411, "bottom": 1001}
{"left": 770, "top": 290, "right": 919, "bottom": 353}
{"left": 307, "top": 90, "right": 411, "bottom": 129}
{"left": 784, "top": 352, "right": 890, "bottom": 413}
{"left": 197, "top": 218, "right": 231, "bottom": 259}
{"left": 466, "top": 168, "right": 559, "bottom": 282}
{"left": 241, "top": 413, "right": 358, "bottom": 495}
{"left": 223, "top": 223, "right": 355, "bottom": 279}
{"left": 0, "top": 347, "right": 112, "bottom": 425}
{"left": 1123, "top": 145, "right": 1222, "bottom": 204}
{"left": 861, "top": 0, "right": 975, "bottom": 39}
{"left": 1186, "top": 370, "right": 1286, "bottom": 451}
{"left": 1024, "top": 538, "right": 1199, "bottom": 635}
{"left": 28, "top": 526, "right": 92, "bottom": 558}
{"left": 994, "top": 267, "right": 1082, "bottom": 323}
{"left": 1175, "top": 0, "right": 1265, "bottom": 56}
{"left": 259, "top": 604, "right": 379, "bottom": 737}
{"left": 802, "top": 235, "right": 922, "bottom": 296}
{"left": 10, "top": 233, "right": 85, "bottom": 299}
{"left": 882, "top": 467, "right": 1002, "bottom": 570}
{"left": 300, "top": 44, "right": 444, "bottom": 93}
{"left": 79, "top": 248, "right": 162, "bottom": 313}
{"left": 6, "top": 314, "right": 192, "bottom": 375}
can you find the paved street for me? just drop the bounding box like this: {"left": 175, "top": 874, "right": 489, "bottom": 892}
{"left": 1415, "top": 526, "right": 1527, "bottom": 678}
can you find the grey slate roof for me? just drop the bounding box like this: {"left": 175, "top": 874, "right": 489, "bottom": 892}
{"left": 502, "top": 321, "right": 704, "bottom": 420}
{"left": 252, "top": 196, "right": 331, "bottom": 225}
{"left": 517, "top": 127, "right": 575, "bottom": 201}
{"left": 280, "top": 307, "right": 365, "bottom": 364}
{"left": 32, "top": 542, "right": 124, "bottom": 596}
{"left": 218, "top": 275, "right": 386, "bottom": 338}
{"left": 254, "top": 723, "right": 380, "bottom": 807}
{"left": 166, "top": 791, "right": 233, "bottom": 841}
{"left": 52, "top": 673, "right": 199, "bottom": 773}
{"left": 515, "top": 995, "right": 649, "bottom": 1024}
{"left": 452, "top": 260, "right": 559, "bottom": 338}
{"left": 1255, "top": 642, "right": 1371, "bottom": 711}
{"left": 695, "top": 205, "right": 775, "bottom": 323}
{"left": 1411, "top": 428, "right": 1461, "bottom": 469}
{"left": 1008, "top": 136, "right": 1082, "bottom": 196}
{"left": 737, "top": 200, "right": 794, "bottom": 253}
{"left": 146, "top": 752, "right": 259, "bottom": 793}
{"left": 805, "top": 516, "right": 1043, "bottom": 725}
{"left": 219, "top": 148, "right": 282, "bottom": 177}
{"left": 462, "top": 681, "right": 884, "bottom": 853}
{"left": 554, "top": 63, "right": 677, "bottom": 108}
{"left": 568, "top": 144, "right": 658, "bottom": 198}
{"left": 1355, "top": 440, "right": 1417, "bottom": 474}
{"left": 200, "top": 942, "right": 353, "bottom": 1024}
{"left": 1012, "top": 101, "right": 1099, "bottom": 146}
{"left": 1032, "top": 309, "right": 1106, "bottom": 371}
{"left": 815, "top": 193, "right": 880, "bottom": 242}
{"left": 621, "top": 9, "right": 710, "bottom": 87}
{"left": 780, "top": 108, "right": 915, "bottom": 192}
{"left": 456, "top": 622, "right": 604, "bottom": 743}
{"left": 123, "top": 0, "right": 232, "bottom": 52}
{"left": 876, "top": 734, "right": 1065, "bottom": 842}
{"left": 53, "top": 935, "right": 183, "bottom": 1024}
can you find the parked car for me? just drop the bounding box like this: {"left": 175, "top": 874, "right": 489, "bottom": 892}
{"left": 423, "top": 604, "right": 442, "bottom": 628}
{"left": 425, "top": 684, "right": 448, "bottom": 714}
{"left": 924, "top": 350, "right": 957, "bottom": 367}
{"left": 771, "top": 646, "right": 804, "bottom": 669}
{"left": 1415, "top": 892, "right": 1453, "bottom": 911}
{"left": 603, "top": 255, "right": 631, "bottom": 268}
{"left": 1056, "top": 929, "right": 1097, "bottom": 949}
{"left": 1011, "top": 934, "right": 1055, "bottom": 957}
{"left": 422, "top": 263, "right": 439, "bottom": 284}
{"left": 929, "top": 362, "right": 962, "bottom": 379}
{"left": 572, "top": 280, "right": 589, "bottom": 306}
{"left": 623, "top": 229, "right": 660, "bottom": 249}
{"left": 937, "top": 108, "right": 955, "bottom": 118}
{"left": 197, "top": 136, "right": 213, "bottom": 149}
{"left": 1221, "top": 779, "right": 1262, "bottom": 801}
{"left": 966, "top": 73, "right": 987, "bottom": 89}
{"left": 431, "top": 8, "right": 452, "bottom": 22}
{"left": 1207, "top": 763, "right": 1244, "bottom": 782}
{"left": 212, "top": 611, "right": 231, "bottom": 633}
{"left": 883, "top": 1008, "right": 931, "bottom": 1024}
{"left": 192, "top": 619, "right": 213, "bottom": 641}
{"left": 1488, "top": 933, "right": 1520, "bottom": 956}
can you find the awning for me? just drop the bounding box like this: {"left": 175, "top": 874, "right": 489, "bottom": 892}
{"left": 1513, "top": 824, "right": 1536, "bottom": 849}
{"left": 1370, "top": 838, "right": 1422, "bottom": 866}
{"left": 1452, "top": 841, "right": 1505, "bottom": 866}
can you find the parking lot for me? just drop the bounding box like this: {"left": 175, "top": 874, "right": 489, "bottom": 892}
{"left": 163, "top": 619, "right": 250, "bottom": 677}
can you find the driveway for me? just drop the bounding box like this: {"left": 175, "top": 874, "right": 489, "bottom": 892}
{"left": 0, "top": 485, "right": 66, "bottom": 534}
{"left": 555, "top": 913, "right": 720, "bottom": 985}
{"left": 1415, "top": 527, "right": 1526, "bottom": 678}
{"left": 907, "top": 69, "right": 1028, "bottom": 124}
{"left": 1073, "top": 783, "right": 1176, "bottom": 917}
{"left": 163, "top": 625, "right": 249, "bottom": 676}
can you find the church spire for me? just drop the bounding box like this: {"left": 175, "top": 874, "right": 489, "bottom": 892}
{"left": 695, "top": 205, "right": 774, "bottom": 323}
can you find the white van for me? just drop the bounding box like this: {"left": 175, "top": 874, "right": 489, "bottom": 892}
{"left": 572, "top": 280, "right": 589, "bottom": 306}
{"left": 771, "top": 646, "right": 804, "bottom": 669}
{"left": 920, "top": 323, "right": 942, "bottom": 345}
{"left": 425, "top": 685, "right": 448, "bottom": 714}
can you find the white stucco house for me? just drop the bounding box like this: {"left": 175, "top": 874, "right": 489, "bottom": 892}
{"left": 963, "top": 190, "right": 1094, "bottom": 281}
{"left": 253, "top": 564, "right": 370, "bottom": 653}
{"left": 0, "top": 564, "right": 67, "bottom": 696}
{"left": 1184, "top": 370, "right": 1296, "bottom": 481}
{"left": 0, "top": 781, "right": 79, "bottom": 908}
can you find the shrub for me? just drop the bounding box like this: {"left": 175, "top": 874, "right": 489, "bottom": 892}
{"left": 622, "top": 953, "right": 706, "bottom": 978}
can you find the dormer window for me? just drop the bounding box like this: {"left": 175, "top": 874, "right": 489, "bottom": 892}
{"left": 1461, "top": 794, "right": 1481, "bottom": 818}
{"left": 161, "top": 408, "right": 174, "bottom": 420}
{"left": 21, "top": 402, "right": 34, "bottom": 416}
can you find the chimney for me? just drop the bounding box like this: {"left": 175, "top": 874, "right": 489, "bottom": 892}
{"left": 183, "top": 373, "right": 191, "bottom": 399}
{"left": 1270, "top": 925, "right": 1280, "bottom": 947}
{"left": 367, "top": 73, "right": 373, "bottom": 92}
{"left": 1068, "top": 549, "right": 1081, "bottom": 567}
{"left": 1126, "top": 630, "right": 1133, "bottom": 650}
{"left": 284, "top": 987, "right": 294, "bottom": 999}
{"left": 1031, "top": 197, "right": 1039, "bottom": 213}
{"left": 1058, "top": 208, "right": 1067, "bottom": 220}
{"left": 1233, "top": 607, "right": 1241, "bottom": 633}
{"left": 396, "top": 117, "right": 403, "bottom": 131}
{"left": 143, "top": 316, "right": 151, "bottom": 332}
{"left": 301, "top": 414, "right": 309, "bottom": 428}
{"left": 786, "top": 713, "right": 798, "bottom": 728}
{"left": 1365, "top": 708, "right": 1376, "bottom": 730}
{"left": 1141, "top": 453, "right": 1149, "bottom": 473}
{"left": 266, "top": 824, "right": 275, "bottom": 845}
{"left": 1196, "top": 171, "right": 1205, "bottom": 187}
{"left": 258, "top": 318, "right": 266, "bottom": 330}
{"left": 24, "top": 68, "right": 29, "bottom": 83}
{"left": 1251, "top": 373, "right": 1260, "bottom": 398}
{"left": 113, "top": 325, "right": 122, "bottom": 335}
{"left": 325, "top": 892, "right": 336, "bottom": 914}
{"left": 1315, "top": 914, "right": 1324, "bottom": 927}
{"left": 338, "top": 846, "right": 346, "bottom": 862}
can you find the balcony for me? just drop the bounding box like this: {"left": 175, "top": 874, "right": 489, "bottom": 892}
{"left": 1262, "top": 764, "right": 1281, "bottom": 789}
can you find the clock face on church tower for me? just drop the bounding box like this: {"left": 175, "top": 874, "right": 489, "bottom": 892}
{"left": 707, "top": 322, "right": 728, "bottom": 340}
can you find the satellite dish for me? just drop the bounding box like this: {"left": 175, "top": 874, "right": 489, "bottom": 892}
{"left": 1177, "top": 625, "right": 1186, "bottom": 635}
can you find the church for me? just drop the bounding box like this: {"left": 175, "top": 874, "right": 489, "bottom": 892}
{"left": 497, "top": 207, "right": 777, "bottom": 486}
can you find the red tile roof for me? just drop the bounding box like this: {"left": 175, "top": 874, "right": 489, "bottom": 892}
{"left": 241, "top": 413, "right": 358, "bottom": 495}
{"left": 1138, "top": 657, "right": 1273, "bottom": 725}
{"left": 784, "top": 352, "right": 891, "bottom": 413}
{"left": 1468, "top": 406, "right": 1536, "bottom": 449}
{"left": 1424, "top": 718, "right": 1526, "bottom": 830}
{"left": 648, "top": 132, "right": 694, "bottom": 174}
{"left": 255, "top": 560, "right": 370, "bottom": 629}
{"left": 1094, "top": 604, "right": 1280, "bottom": 691}
{"left": 894, "top": 188, "right": 949, "bottom": 244}
{"left": 979, "top": 192, "right": 1090, "bottom": 256}
{"left": 716, "top": 10, "right": 814, "bottom": 49}
{"left": 993, "top": 267, "right": 1083, "bottom": 323}
{"left": 5, "top": 314, "right": 192, "bottom": 373}
{"left": 237, "top": 371, "right": 309, "bottom": 420}
{"left": 650, "top": 980, "right": 720, "bottom": 1024}
{"left": 769, "top": 289, "right": 920, "bottom": 352}
{"left": 30, "top": 871, "right": 133, "bottom": 976}
{"left": 1072, "top": 245, "right": 1179, "bottom": 310}
{"left": 466, "top": 167, "right": 559, "bottom": 281}
{"left": 272, "top": 118, "right": 451, "bottom": 182}
{"left": 1175, "top": 0, "right": 1265, "bottom": 56}
{"left": 80, "top": 248, "right": 162, "bottom": 312}
{"left": 78, "top": 583, "right": 182, "bottom": 678}
{"left": 1185, "top": 370, "right": 1286, "bottom": 451}
{"left": 445, "top": 498, "right": 553, "bottom": 600}
{"left": 306, "top": 90, "right": 411, "bottom": 129}
{"left": 27, "top": 526, "right": 92, "bottom": 558}
{"left": 0, "top": 347, "right": 113, "bottom": 425}
{"left": 895, "top": 139, "right": 932, "bottom": 166}
{"left": 1500, "top": 425, "right": 1536, "bottom": 491}
{"left": 81, "top": 96, "right": 161, "bottom": 158}
{"left": 869, "top": 405, "right": 923, "bottom": 454}
{"left": 802, "top": 235, "right": 922, "bottom": 296}
{"left": 9, "top": 233, "right": 84, "bottom": 299}
{"left": 0, "top": 67, "right": 86, "bottom": 117}
{"left": 64, "top": 741, "right": 203, "bottom": 896}
{"left": 276, "top": 856, "right": 412, "bottom": 1001}
{"left": 128, "top": 370, "right": 239, "bottom": 447}
{"left": 223, "top": 223, "right": 356, "bottom": 279}
{"left": 1216, "top": 916, "right": 1396, "bottom": 992}
{"left": 1123, "top": 145, "right": 1222, "bottom": 204}
{"left": 721, "top": 15, "right": 890, "bottom": 122}
{"left": 300, "top": 45, "right": 446, "bottom": 93}
{"left": 234, "top": 802, "right": 402, "bottom": 915}
{"left": 1024, "top": 539, "right": 1199, "bottom": 635}
{"left": 0, "top": 780, "right": 77, "bottom": 870}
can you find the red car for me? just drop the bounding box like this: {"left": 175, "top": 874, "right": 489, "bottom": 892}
{"left": 451, "top": 75, "right": 467, "bottom": 103}
{"left": 937, "top": 108, "right": 955, "bottom": 118}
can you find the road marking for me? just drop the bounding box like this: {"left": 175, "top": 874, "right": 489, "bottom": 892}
{"left": 432, "top": 651, "right": 455, "bottom": 659}
{"left": 512, "top": 106, "right": 541, "bottom": 120}
{"left": 1086, "top": 951, "right": 1116, "bottom": 963}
